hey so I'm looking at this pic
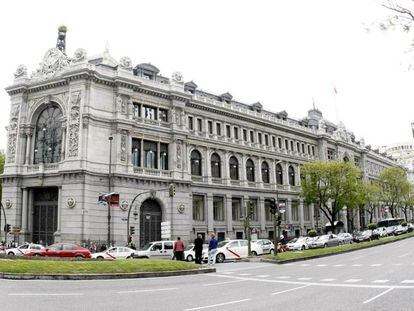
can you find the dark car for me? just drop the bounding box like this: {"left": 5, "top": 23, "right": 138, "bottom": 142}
{"left": 353, "top": 230, "right": 379, "bottom": 243}
{"left": 26, "top": 242, "right": 91, "bottom": 258}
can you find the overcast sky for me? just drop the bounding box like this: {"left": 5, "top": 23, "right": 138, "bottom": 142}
{"left": 1, "top": 0, "right": 413, "bottom": 152}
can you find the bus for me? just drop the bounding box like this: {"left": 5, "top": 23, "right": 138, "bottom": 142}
{"left": 377, "top": 218, "right": 404, "bottom": 228}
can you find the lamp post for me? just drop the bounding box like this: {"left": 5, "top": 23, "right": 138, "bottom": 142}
{"left": 107, "top": 136, "right": 113, "bottom": 247}
{"left": 273, "top": 160, "right": 283, "bottom": 254}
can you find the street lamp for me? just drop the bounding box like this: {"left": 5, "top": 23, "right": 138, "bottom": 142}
{"left": 107, "top": 136, "right": 113, "bottom": 247}
{"left": 273, "top": 160, "right": 283, "bottom": 255}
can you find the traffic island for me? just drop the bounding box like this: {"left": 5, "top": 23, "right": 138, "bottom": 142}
{"left": 0, "top": 259, "right": 215, "bottom": 280}
{"left": 261, "top": 232, "right": 414, "bottom": 264}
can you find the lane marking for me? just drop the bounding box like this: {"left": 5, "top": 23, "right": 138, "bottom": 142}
{"left": 239, "top": 273, "right": 251, "bottom": 276}
{"left": 372, "top": 280, "right": 389, "bottom": 284}
{"left": 117, "top": 287, "right": 178, "bottom": 294}
{"left": 391, "top": 263, "right": 402, "bottom": 266}
{"left": 184, "top": 298, "right": 252, "bottom": 311}
{"left": 316, "top": 264, "right": 327, "bottom": 267}
{"left": 257, "top": 275, "right": 270, "bottom": 278}
{"left": 363, "top": 288, "right": 394, "bottom": 304}
{"left": 276, "top": 276, "right": 291, "bottom": 279}
{"left": 370, "top": 264, "right": 382, "bottom": 267}
{"left": 397, "top": 252, "right": 412, "bottom": 258}
{"left": 271, "top": 284, "right": 311, "bottom": 295}
{"left": 219, "top": 265, "right": 273, "bottom": 272}
{"left": 297, "top": 277, "right": 312, "bottom": 281}
{"left": 352, "top": 264, "right": 362, "bottom": 267}
{"left": 334, "top": 264, "right": 344, "bottom": 267}
{"left": 300, "top": 264, "right": 310, "bottom": 267}
{"left": 401, "top": 280, "right": 414, "bottom": 284}
{"left": 9, "top": 293, "right": 83, "bottom": 296}
{"left": 345, "top": 279, "right": 361, "bottom": 283}
{"left": 320, "top": 278, "right": 335, "bottom": 282}
{"left": 203, "top": 280, "right": 247, "bottom": 287}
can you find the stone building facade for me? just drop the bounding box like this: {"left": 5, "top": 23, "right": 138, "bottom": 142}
{"left": 1, "top": 42, "right": 399, "bottom": 246}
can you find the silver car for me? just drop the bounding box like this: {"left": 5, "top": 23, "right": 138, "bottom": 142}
{"left": 337, "top": 233, "right": 353, "bottom": 245}
{"left": 310, "top": 234, "right": 340, "bottom": 249}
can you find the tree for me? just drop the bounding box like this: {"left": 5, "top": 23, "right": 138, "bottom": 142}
{"left": 378, "top": 167, "right": 409, "bottom": 218}
{"left": 401, "top": 183, "right": 414, "bottom": 221}
{"left": 0, "top": 150, "right": 4, "bottom": 203}
{"left": 382, "top": 1, "right": 414, "bottom": 32}
{"left": 301, "top": 161, "right": 361, "bottom": 233}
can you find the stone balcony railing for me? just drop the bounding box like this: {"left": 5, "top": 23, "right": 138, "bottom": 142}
{"left": 133, "top": 167, "right": 171, "bottom": 177}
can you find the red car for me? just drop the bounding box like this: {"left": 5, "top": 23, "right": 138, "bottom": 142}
{"left": 26, "top": 243, "right": 91, "bottom": 258}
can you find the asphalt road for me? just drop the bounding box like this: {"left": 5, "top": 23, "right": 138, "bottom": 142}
{"left": 2, "top": 237, "right": 414, "bottom": 311}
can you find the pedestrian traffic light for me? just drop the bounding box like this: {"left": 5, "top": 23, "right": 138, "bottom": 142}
{"left": 169, "top": 183, "right": 176, "bottom": 197}
{"left": 4, "top": 224, "right": 11, "bottom": 233}
{"left": 269, "top": 198, "right": 277, "bottom": 215}
{"left": 130, "top": 226, "right": 135, "bottom": 235}
{"left": 128, "top": 236, "right": 132, "bottom": 243}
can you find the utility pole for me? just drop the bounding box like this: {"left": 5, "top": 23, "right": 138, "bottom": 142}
{"left": 107, "top": 136, "right": 113, "bottom": 247}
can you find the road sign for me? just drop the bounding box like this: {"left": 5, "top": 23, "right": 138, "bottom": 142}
{"left": 278, "top": 203, "right": 286, "bottom": 214}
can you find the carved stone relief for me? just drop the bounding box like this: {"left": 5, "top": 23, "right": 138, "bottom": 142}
{"left": 68, "top": 91, "right": 81, "bottom": 157}
{"left": 6, "top": 104, "right": 20, "bottom": 163}
{"left": 116, "top": 95, "right": 126, "bottom": 113}
{"left": 31, "top": 48, "right": 70, "bottom": 81}
{"left": 14, "top": 65, "right": 27, "bottom": 79}
{"left": 176, "top": 141, "right": 182, "bottom": 169}
{"left": 121, "top": 133, "right": 127, "bottom": 162}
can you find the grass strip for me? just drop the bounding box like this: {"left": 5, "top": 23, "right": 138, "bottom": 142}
{"left": 0, "top": 259, "right": 198, "bottom": 274}
{"left": 263, "top": 232, "right": 414, "bottom": 262}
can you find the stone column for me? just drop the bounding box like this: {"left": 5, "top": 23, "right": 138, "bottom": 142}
{"left": 299, "top": 199, "right": 304, "bottom": 235}
{"left": 240, "top": 155, "right": 247, "bottom": 186}
{"left": 270, "top": 160, "right": 276, "bottom": 187}
{"left": 206, "top": 193, "right": 214, "bottom": 233}
{"left": 21, "top": 188, "right": 29, "bottom": 233}
{"left": 223, "top": 152, "right": 230, "bottom": 185}
{"left": 287, "top": 198, "right": 292, "bottom": 229}
{"left": 25, "top": 129, "right": 33, "bottom": 165}
{"left": 226, "top": 194, "right": 232, "bottom": 235}
{"left": 283, "top": 162, "right": 289, "bottom": 186}
{"left": 256, "top": 157, "right": 263, "bottom": 188}
{"left": 259, "top": 197, "right": 266, "bottom": 232}
{"left": 140, "top": 139, "right": 144, "bottom": 167}
{"left": 157, "top": 141, "right": 161, "bottom": 170}
{"left": 296, "top": 164, "right": 301, "bottom": 187}
{"left": 205, "top": 147, "right": 211, "bottom": 183}
{"left": 310, "top": 203, "right": 315, "bottom": 229}
{"left": 60, "top": 123, "right": 66, "bottom": 161}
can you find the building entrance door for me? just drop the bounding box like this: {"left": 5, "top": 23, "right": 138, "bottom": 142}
{"left": 140, "top": 199, "right": 161, "bottom": 248}
{"left": 32, "top": 188, "right": 58, "bottom": 245}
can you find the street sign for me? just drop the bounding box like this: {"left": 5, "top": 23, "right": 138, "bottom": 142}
{"left": 278, "top": 203, "right": 286, "bottom": 214}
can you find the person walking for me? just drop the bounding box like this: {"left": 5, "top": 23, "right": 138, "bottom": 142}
{"left": 173, "top": 237, "right": 185, "bottom": 261}
{"left": 194, "top": 234, "right": 204, "bottom": 264}
{"left": 208, "top": 233, "right": 218, "bottom": 265}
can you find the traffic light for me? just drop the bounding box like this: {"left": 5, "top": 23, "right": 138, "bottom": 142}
{"left": 130, "top": 226, "right": 135, "bottom": 235}
{"left": 128, "top": 236, "right": 132, "bottom": 243}
{"left": 4, "top": 224, "right": 11, "bottom": 233}
{"left": 248, "top": 201, "right": 255, "bottom": 216}
{"left": 169, "top": 183, "right": 176, "bottom": 197}
{"left": 269, "top": 198, "right": 277, "bottom": 215}
{"left": 277, "top": 215, "right": 282, "bottom": 226}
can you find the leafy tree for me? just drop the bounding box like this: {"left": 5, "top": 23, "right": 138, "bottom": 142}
{"left": 378, "top": 167, "right": 409, "bottom": 218}
{"left": 0, "top": 150, "right": 4, "bottom": 203}
{"left": 401, "top": 183, "right": 414, "bottom": 221}
{"left": 382, "top": 1, "right": 414, "bottom": 32}
{"left": 301, "top": 161, "right": 361, "bottom": 233}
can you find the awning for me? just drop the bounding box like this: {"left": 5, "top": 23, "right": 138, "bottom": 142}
{"left": 325, "top": 221, "right": 344, "bottom": 227}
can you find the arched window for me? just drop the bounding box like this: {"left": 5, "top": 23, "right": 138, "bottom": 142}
{"left": 276, "top": 163, "right": 283, "bottom": 185}
{"left": 211, "top": 153, "right": 221, "bottom": 178}
{"left": 229, "top": 156, "right": 239, "bottom": 180}
{"left": 288, "top": 165, "right": 295, "bottom": 186}
{"left": 191, "top": 150, "right": 202, "bottom": 176}
{"left": 261, "top": 161, "right": 269, "bottom": 183}
{"left": 343, "top": 156, "right": 349, "bottom": 162}
{"left": 246, "top": 159, "right": 255, "bottom": 182}
{"left": 33, "top": 105, "right": 63, "bottom": 164}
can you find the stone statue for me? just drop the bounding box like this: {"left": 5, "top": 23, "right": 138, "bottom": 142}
{"left": 119, "top": 56, "right": 132, "bottom": 70}
{"left": 14, "top": 64, "right": 27, "bottom": 79}
{"left": 73, "top": 48, "right": 87, "bottom": 62}
{"left": 171, "top": 71, "right": 183, "bottom": 84}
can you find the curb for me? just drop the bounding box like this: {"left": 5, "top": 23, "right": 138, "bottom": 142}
{"left": 0, "top": 267, "right": 215, "bottom": 280}
{"left": 258, "top": 234, "right": 414, "bottom": 265}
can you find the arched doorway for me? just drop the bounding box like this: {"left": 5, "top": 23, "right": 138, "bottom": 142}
{"left": 32, "top": 188, "right": 58, "bottom": 246}
{"left": 140, "top": 199, "right": 162, "bottom": 247}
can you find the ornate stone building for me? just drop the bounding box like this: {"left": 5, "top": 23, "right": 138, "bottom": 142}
{"left": 1, "top": 31, "right": 399, "bottom": 246}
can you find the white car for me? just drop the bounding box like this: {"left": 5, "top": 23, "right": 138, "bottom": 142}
{"left": 286, "top": 237, "right": 313, "bottom": 251}
{"left": 373, "top": 227, "right": 388, "bottom": 238}
{"left": 251, "top": 239, "right": 275, "bottom": 255}
{"left": 92, "top": 246, "right": 136, "bottom": 259}
{"left": 183, "top": 244, "right": 208, "bottom": 262}
{"left": 337, "top": 233, "right": 353, "bottom": 244}
{"left": 6, "top": 243, "right": 44, "bottom": 256}
{"left": 394, "top": 225, "right": 408, "bottom": 235}
{"left": 134, "top": 240, "right": 175, "bottom": 259}
{"left": 215, "top": 239, "right": 249, "bottom": 263}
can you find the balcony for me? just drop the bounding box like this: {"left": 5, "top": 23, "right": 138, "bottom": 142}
{"left": 133, "top": 167, "right": 171, "bottom": 177}
{"left": 212, "top": 178, "right": 224, "bottom": 184}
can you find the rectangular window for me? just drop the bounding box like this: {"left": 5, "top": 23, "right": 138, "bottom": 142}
{"left": 290, "top": 141, "right": 294, "bottom": 151}
{"left": 226, "top": 125, "right": 231, "bottom": 138}
{"left": 143, "top": 105, "right": 156, "bottom": 120}
{"left": 312, "top": 146, "right": 315, "bottom": 156}
{"left": 307, "top": 145, "right": 310, "bottom": 154}
{"left": 327, "top": 148, "right": 335, "bottom": 160}
{"left": 144, "top": 140, "right": 157, "bottom": 169}
{"left": 197, "top": 118, "right": 203, "bottom": 132}
{"left": 278, "top": 137, "right": 282, "bottom": 148}
{"left": 265, "top": 134, "right": 269, "bottom": 146}
{"left": 192, "top": 195, "right": 205, "bottom": 221}
{"left": 159, "top": 109, "right": 168, "bottom": 122}
{"left": 213, "top": 197, "right": 225, "bottom": 221}
{"left": 292, "top": 201, "right": 299, "bottom": 221}
{"left": 208, "top": 121, "right": 213, "bottom": 134}
{"left": 297, "top": 142, "right": 300, "bottom": 152}
{"left": 265, "top": 200, "right": 272, "bottom": 221}
{"left": 232, "top": 198, "right": 242, "bottom": 221}
{"left": 249, "top": 199, "right": 258, "bottom": 221}
{"left": 131, "top": 138, "right": 141, "bottom": 167}
{"left": 304, "top": 204, "right": 310, "bottom": 221}
{"left": 188, "top": 116, "right": 194, "bottom": 130}
{"left": 160, "top": 143, "right": 168, "bottom": 170}
{"left": 234, "top": 127, "right": 239, "bottom": 140}
{"left": 133, "top": 103, "right": 140, "bottom": 118}
{"left": 243, "top": 129, "right": 247, "bottom": 141}
{"left": 354, "top": 157, "right": 360, "bottom": 167}
{"left": 285, "top": 139, "right": 289, "bottom": 150}
{"left": 216, "top": 123, "right": 221, "bottom": 136}
{"left": 272, "top": 136, "right": 276, "bottom": 147}
{"left": 302, "top": 144, "right": 305, "bottom": 154}
{"left": 250, "top": 131, "right": 254, "bottom": 142}
{"left": 258, "top": 133, "right": 262, "bottom": 145}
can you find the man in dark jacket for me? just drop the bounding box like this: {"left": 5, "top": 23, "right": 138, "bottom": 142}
{"left": 194, "top": 234, "right": 204, "bottom": 264}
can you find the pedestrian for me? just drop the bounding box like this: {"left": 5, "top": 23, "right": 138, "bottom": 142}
{"left": 173, "top": 237, "right": 185, "bottom": 261}
{"left": 130, "top": 242, "right": 136, "bottom": 250}
{"left": 208, "top": 233, "right": 218, "bottom": 265}
{"left": 280, "top": 234, "right": 286, "bottom": 245}
{"left": 194, "top": 234, "right": 204, "bottom": 264}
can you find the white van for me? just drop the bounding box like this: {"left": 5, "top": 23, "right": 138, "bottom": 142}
{"left": 134, "top": 240, "right": 175, "bottom": 259}
{"left": 215, "top": 239, "right": 249, "bottom": 263}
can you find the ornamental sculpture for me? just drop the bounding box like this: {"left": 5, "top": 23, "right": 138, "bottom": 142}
{"left": 31, "top": 48, "right": 70, "bottom": 81}
{"left": 6, "top": 104, "right": 20, "bottom": 163}
{"left": 119, "top": 56, "right": 132, "bottom": 70}
{"left": 172, "top": 71, "right": 183, "bottom": 84}
{"left": 72, "top": 48, "right": 87, "bottom": 63}
{"left": 68, "top": 91, "right": 81, "bottom": 157}
{"left": 14, "top": 64, "right": 27, "bottom": 79}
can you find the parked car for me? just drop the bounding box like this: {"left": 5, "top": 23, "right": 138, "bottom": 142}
{"left": 26, "top": 243, "right": 91, "bottom": 258}
{"left": 373, "top": 227, "right": 388, "bottom": 238}
{"left": 183, "top": 244, "right": 208, "bottom": 262}
{"left": 251, "top": 239, "right": 275, "bottom": 255}
{"left": 385, "top": 226, "right": 397, "bottom": 236}
{"left": 310, "top": 234, "right": 340, "bottom": 249}
{"left": 286, "top": 237, "right": 313, "bottom": 251}
{"left": 394, "top": 225, "right": 409, "bottom": 235}
{"left": 408, "top": 223, "right": 414, "bottom": 232}
{"left": 6, "top": 243, "right": 44, "bottom": 256}
{"left": 133, "top": 240, "right": 175, "bottom": 259}
{"left": 91, "top": 246, "right": 136, "bottom": 260}
{"left": 215, "top": 239, "right": 249, "bottom": 263}
{"left": 353, "top": 230, "right": 379, "bottom": 243}
{"left": 337, "top": 233, "right": 353, "bottom": 245}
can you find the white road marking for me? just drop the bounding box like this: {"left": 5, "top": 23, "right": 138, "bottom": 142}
{"left": 397, "top": 252, "right": 412, "bottom": 258}
{"left": 271, "top": 284, "right": 311, "bottom": 295}
{"left": 117, "top": 287, "right": 178, "bottom": 294}
{"left": 203, "top": 280, "right": 247, "bottom": 287}
{"left": 276, "top": 276, "right": 291, "bottom": 279}
{"left": 334, "top": 264, "right": 344, "bottom": 267}
{"left": 316, "top": 264, "right": 327, "bottom": 267}
{"left": 284, "top": 263, "right": 295, "bottom": 266}
{"left": 257, "top": 275, "right": 270, "bottom": 278}
{"left": 297, "top": 277, "right": 312, "bottom": 281}
{"left": 320, "top": 278, "right": 335, "bottom": 282}
{"left": 370, "top": 264, "right": 382, "bottom": 267}
{"left": 391, "top": 263, "right": 402, "bottom": 266}
{"left": 184, "top": 298, "right": 252, "bottom": 310}
{"left": 363, "top": 288, "right": 394, "bottom": 304}
{"left": 401, "top": 280, "right": 414, "bottom": 284}
{"left": 372, "top": 280, "right": 389, "bottom": 284}
{"left": 300, "top": 263, "right": 310, "bottom": 266}
{"left": 345, "top": 279, "right": 362, "bottom": 283}
{"left": 239, "top": 273, "right": 251, "bottom": 276}
{"left": 9, "top": 293, "right": 83, "bottom": 296}
{"left": 352, "top": 264, "right": 362, "bottom": 267}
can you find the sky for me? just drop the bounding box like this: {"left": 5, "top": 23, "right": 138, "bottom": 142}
{"left": 0, "top": 0, "right": 414, "bottom": 151}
